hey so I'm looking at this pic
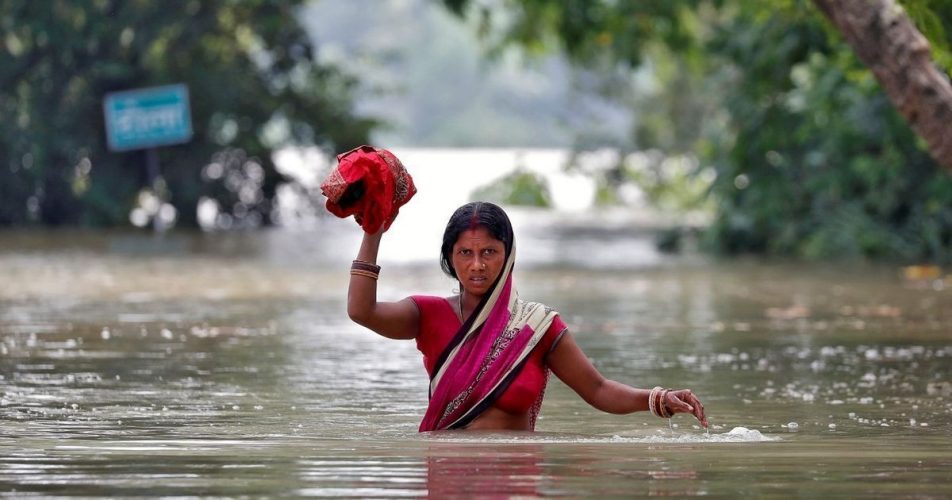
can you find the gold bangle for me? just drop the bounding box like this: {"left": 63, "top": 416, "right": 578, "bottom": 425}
{"left": 351, "top": 260, "right": 381, "bottom": 274}
{"left": 350, "top": 269, "right": 379, "bottom": 280}
{"left": 648, "top": 386, "right": 662, "bottom": 417}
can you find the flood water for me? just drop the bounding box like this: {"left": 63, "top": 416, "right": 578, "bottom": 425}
{"left": 2, "top": 216, "right": 951, "bottom": 497}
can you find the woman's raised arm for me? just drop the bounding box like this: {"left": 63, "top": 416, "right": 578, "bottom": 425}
{"left": 347, "top": 231, "right": 420, "bottom": 340}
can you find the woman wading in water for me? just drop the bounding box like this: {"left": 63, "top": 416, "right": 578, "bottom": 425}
{"left": 346, "top": 200, "right": 709, "bottom": 431}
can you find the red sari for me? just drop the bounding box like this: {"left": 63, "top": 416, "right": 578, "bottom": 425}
{"left": 413, "top": 244, "right": 566, "bottom": 431}
{"left": 412, "top": 295, "right": 567, "bottom": 417}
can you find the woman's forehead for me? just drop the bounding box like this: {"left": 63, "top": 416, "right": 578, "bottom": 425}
{"left": 454, "top": 227, "right": 503, "bottom": 246}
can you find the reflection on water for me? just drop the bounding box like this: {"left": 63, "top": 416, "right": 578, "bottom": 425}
{"left": 1, "top": 222, "right": 951, "bottom": 496}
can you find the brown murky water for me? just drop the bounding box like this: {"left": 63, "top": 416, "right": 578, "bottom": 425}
{"left": 2, "top": 224, "right": 951, "bottom": 497}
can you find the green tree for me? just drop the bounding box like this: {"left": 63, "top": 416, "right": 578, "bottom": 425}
{"left": 814, "top": 0, "right": 952, "bottom": 170}
{"left": 1, "top": 0, "right": 374, "bottom": 228}
{"left": 440, "top": 0, "right": 952, "bottom": 262}
{"left": 442, "top": 0, "right": 952, "bottom": 167}
{"left": 705, "top": 7, "right": 952, "bottom": 260}
{"left": 471, "top": 167, "right": 552, "bottom": 207}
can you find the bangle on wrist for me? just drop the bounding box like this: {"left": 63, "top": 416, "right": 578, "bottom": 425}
{"left": 350, "top": 259, "right": 380, "bottom": 280}
{"left": 648, "top": 386, "right": 662, "bottom": 417}
{"left": 351, "top": 260, "right": 381, "bottom": 276}
{"left": 648, "top": 387, "right": 672, "bottom": 418}
{"left": 658, "top": 389, "right": 672, "bottom": 418}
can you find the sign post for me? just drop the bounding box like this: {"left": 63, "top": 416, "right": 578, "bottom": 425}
{"left": 103, "top": 84, "right": 193, "bottom": 231}
{"left": 103, "top": 84, "right": 193, "bottom": 152}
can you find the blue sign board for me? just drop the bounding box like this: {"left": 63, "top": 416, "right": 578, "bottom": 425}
{"left": 103, "top": 84, "right": 193, "bottom": 151}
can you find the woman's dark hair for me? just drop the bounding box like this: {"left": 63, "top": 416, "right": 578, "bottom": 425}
{"left": 440, "top": 202, "right": 513, "bottom": 280}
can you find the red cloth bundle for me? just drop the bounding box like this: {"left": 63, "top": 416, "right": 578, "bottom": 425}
{"left": 320, "top": 145, "right": 417, "bottom": 233}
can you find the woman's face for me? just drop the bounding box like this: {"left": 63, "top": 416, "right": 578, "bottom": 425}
{"left": 451, "top": 226, "right": 506, "bottom": 298}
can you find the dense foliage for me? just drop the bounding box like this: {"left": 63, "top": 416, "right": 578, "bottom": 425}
{"left": 705, "top": 7, "right": 952, "bottom": 260}
{"left": 0, "top": 0, "right": 373, "bottom": 228}
{"left": 442, "top": 0, "right": 952, "bottom": 262}
{"left": 904, "top": 0, "right": 952, "bottom": 72}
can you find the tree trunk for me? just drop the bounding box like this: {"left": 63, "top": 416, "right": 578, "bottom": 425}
{"left": 813, "top": 0, "right": 952, "bottom": 170}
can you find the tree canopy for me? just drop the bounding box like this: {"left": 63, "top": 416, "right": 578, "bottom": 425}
{"left": 441, "top": 0, "right": 952, "bottom": 262}
{"left": 0, "top": 0, "right": 373, "bottom": 228}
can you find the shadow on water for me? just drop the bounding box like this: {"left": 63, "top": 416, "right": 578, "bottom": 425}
{"left": 1, "top": 218, "right": 951, "bottom": 496}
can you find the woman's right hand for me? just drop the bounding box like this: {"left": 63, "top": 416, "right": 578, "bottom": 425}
{"left": 664, "top": 389, "right": 708, "bottom": 428}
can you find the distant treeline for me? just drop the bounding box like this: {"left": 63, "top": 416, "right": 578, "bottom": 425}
{"left": 3, "top": 0, "right": 952, "bottom": 263}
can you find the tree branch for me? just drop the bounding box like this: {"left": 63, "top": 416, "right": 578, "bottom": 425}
{"left": 813, "top": 0, "right": 952, "bottom": 171}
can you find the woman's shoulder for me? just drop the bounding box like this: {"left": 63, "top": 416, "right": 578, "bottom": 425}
{"left": 409, "top": 294, "right": 455, "bottom": 312}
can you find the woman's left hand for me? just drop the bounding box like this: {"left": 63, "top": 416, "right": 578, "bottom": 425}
{"left": 664, "top": 389, "right": 708, "bottom": 428}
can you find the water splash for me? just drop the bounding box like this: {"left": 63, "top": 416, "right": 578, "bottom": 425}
{"left": 421, "top": 427, "right": 778, "bottom": 445}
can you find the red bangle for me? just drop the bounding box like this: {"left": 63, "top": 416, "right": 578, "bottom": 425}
{"left": 351, "top": 260, "right": 381, "bottom": 274}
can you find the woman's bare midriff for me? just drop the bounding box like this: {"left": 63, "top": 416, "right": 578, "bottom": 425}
{"left": 463, "top": 406, "right": 531, "bottom": 431}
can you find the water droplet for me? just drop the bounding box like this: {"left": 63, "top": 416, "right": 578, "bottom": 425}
{"left": 787, "top": 422, "right": 799, "bottom": 429}
{"left": 101, "top": 328, "right": 111, "bottom": 340}
{"left": 161, "top": 328, "right": 174, "bottom": 339}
